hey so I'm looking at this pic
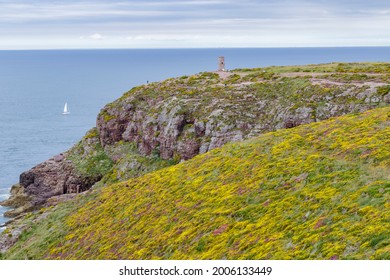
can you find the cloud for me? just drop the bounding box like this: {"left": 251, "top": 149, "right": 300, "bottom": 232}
{"left": 0, "top": 2, "right": 174, "bottom": 23}
{"left": 0, "top": 0, "right": 390, "bottom": 49}
{"left": 89, "top": 33, "right": 105, "bottom": 40}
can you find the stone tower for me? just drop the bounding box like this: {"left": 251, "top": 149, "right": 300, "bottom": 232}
{"left": 218, "top": 56, "right": 225, "bottom": 71}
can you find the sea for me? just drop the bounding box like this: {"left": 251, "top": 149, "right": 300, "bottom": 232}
{"left": 1, "top": 47, "right": 390, "bottom": 228}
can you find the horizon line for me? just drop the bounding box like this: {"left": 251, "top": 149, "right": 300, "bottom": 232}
{"left": 1, "top": 45, "right": 390, "bottom": 51}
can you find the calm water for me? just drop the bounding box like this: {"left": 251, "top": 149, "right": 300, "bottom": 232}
{"left": 1, "top": 47, "right": 390, "bottom": 227}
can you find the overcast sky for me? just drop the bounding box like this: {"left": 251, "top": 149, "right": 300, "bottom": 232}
{"left": 1, "top": 0, "right": 390, "bottom": 49}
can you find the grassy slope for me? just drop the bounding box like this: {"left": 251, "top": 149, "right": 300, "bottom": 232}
{"left": 2, "top": 62, "right": 390, "bottom": 260}
{"left": 7, "top": 106, "right": 387, "bottom": 260}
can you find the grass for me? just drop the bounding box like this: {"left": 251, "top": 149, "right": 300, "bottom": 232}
{"left": 235, "top": 62, "right": 390, "bottom": 74}
{"left": 1, "top": 62, "right": 389, "bottom": 260}
{"left": 3, "top": 106, "right": 388, "bottom": 260}
{"left": 2, "top": 191, "right": 99, "bottom": 259}
{"left": 101, "top": 141, "right": 179, "bottom": 184}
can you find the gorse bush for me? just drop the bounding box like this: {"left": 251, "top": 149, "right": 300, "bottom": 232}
{"left": 2, "top": 63, "right": 389, "bottom": 260}
{"left": 42, "top": 106, "right": 390, "bottom": 260}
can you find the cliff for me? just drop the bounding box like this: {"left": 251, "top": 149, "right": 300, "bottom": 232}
{"left": 3, "top": 63, "right": 390, "bottom": 214}
{"left": 3, "top": 106, "right": 389, "bottom": 259}
{"left": 0, "top": 128, "right": 113, "bottom": 217}
{"left": 1, "top": 62, "right": 390, "bottom": 258}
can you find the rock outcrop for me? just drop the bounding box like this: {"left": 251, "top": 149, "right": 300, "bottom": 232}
{"left": 0, "top": 155, "right": 88, "bottom": 217}
{"left": 2, "top": 64, "right": 390, "bottom": 216}
{"left": 0, "top": 128, "right": 113, "bottom": 216}
{"left": 97, "top": 70, "right": 389, "bottom": 168}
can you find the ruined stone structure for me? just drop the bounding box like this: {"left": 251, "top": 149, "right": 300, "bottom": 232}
{"left": 218, "top": 56, "right": 225, "bottom": 71}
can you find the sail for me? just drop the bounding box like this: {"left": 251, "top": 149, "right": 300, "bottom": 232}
{"left": 63, "top": 102, "right": 70, "bottom": 114}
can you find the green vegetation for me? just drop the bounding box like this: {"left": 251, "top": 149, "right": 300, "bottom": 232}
{"left": 1, "top": 62, "right": 389, "bottom": 260}
{"left": 67, "top": 128, "right": 114, "bottom": 182}
{"left": 2, "top": 192, "right": 99, "bottom": 259}
{"left": 377, "top": 85, "right": 390, "bottom": 96}
{"left": 3, "top": 106, "right": 389, "bottom": 259}
{"left": 101, "top": 141, "right": 179, "bottom": 184}
{"left": 236, "top": 62, "right": 390, "bottom": 74}
{"left": 98, "top": 63, "right": 388, "bottom": 176}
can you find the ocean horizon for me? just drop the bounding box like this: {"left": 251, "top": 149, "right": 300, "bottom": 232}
{"left": 1, "top": 46, "right": 390, "bottom": 227}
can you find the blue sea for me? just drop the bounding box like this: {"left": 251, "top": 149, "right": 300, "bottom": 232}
{"left": 1, "top": 47, "right": 390, "bottom": 228}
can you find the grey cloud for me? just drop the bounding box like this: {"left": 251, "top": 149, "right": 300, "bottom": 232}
{"left": 0, "top": 0, "right": 389, "bottom": 49}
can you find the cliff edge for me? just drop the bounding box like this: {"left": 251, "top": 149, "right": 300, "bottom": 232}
{"left": 2, "top": 63, "right": 390, "bottom": 220}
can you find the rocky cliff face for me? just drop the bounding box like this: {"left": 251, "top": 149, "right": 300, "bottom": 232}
{"left": 0, "top": 128, "right": 113, "bottom": 217}
{"left": 97, "top": 70, "right": 389, "bottom": 167}
{"left": 2, "top": 63, "right": 390, "bottom": 216}
{"left": 1, "top": 154, "right": 82, "bottom": 217}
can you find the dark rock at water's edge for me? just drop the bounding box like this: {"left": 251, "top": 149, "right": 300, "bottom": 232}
{"left": 18, "top": 155, "right": 92, "bottom": 203}
{"left": 0, "top": 128, "right": 112, "bottom": 217}
{"left": 0, "top": 184, "right": 33, "bottom": 218}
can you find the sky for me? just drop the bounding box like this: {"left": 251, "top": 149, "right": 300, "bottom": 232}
{"left": 0, "top": 0, "right": 390, "bottom": 49}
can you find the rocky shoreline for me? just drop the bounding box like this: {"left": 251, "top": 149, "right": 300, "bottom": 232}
{"left": 0, "top": 154, "right": 88, "bottom": 217}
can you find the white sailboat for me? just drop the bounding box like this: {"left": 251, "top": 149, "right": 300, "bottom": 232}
{"left": 62, "top": 102, "right": 70, "bottom": 115}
